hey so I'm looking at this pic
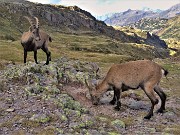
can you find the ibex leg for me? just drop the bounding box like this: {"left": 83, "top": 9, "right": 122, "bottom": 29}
{"left": 154, "top": 85, "right": 166, "bottom": 113}
{"left": 24, "top": 50, "right": 27, "bottom": 63}
{"left": 34, "top": 50, "right": 38, "bottom": 64}
{"left": 143, "top": 83, "right": 159, "bottom": 119}
{"left": 42, "top": 46, "right": 51, "bottom": 65}
{"left": 110, "top": 87, "right": 116, "bottom": 105}
{"left": 114, "top": 88, "right": 121, "bottom": 111}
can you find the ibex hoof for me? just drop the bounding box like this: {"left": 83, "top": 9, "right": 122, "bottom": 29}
{"left": 114, "top": 106, "right": 120, "bottom": 111}
{"left": 144, "top": 114, "right": 153, "bottom": 119}
{"left": 109, "top": 100, "right": 116, "bottom": 105}
{"left": 156, "top": 109, "right": 164, "bottom": 113}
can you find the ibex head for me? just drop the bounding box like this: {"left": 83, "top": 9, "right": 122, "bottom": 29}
{"left": 85, "top": 79, "right": 100, "bottom": 105}
{"left": 24, "top": 16, "right": 41, "bottom": 41}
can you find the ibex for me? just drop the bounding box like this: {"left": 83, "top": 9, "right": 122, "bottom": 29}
{"left": 21, "top": 16, "right": 52, "bottom": 65}
{"left": 85, "top": 60, "right": 168, "bottom": 119}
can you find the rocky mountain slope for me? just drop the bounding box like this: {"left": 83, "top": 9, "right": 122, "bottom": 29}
{"left": 115, "top": 26, "right": 167, "bottom": 49}
{"left": 128, "top": 17, "right": 168, "bottom": 34}
{"left": 105, "top": 3, "right": 180, "bottom": 26}
{"left": 0, "top": 0, "right": 138, "bottom": 43}
{"left": 128, "top": 15, "right": 180, "bottom": 40}
{"left": 0, "top": 57, "right": 180, "bottom": 135}
{"left": 128, "top": 15, "right": 180, "bottom": 52}
{"left": 158, "top": 15, "right": 180, "bottom": 40}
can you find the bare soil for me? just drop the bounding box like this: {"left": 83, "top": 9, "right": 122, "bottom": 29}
{"left": 64, "top": 82, "right": 180, "bottom": 134}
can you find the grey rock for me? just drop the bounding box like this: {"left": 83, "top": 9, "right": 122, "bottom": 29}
{"left": 30, "top": 113, "right": 50, "bottom": 123}
{"left": 128, "top": 99, "right": 150, "bottom": 110}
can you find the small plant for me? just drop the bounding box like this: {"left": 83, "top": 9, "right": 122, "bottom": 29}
{"left": 0, "top": 35, "right": 15, "bottom": 41}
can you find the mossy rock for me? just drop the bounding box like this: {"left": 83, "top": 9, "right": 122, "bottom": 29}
{"left": 30, "top": 113, "right": 50, "bottom": 123}
{"left": 64, "top": 108, "right": 81, "bottom": 119}
{"left": 25, "top": 85, "right": 44, "bottom": 95}
{"left": 111, "top": 119, "right": 125, "bottom": 129}
{"left": 81, "top": 114, "right": 94, "bottom": 127}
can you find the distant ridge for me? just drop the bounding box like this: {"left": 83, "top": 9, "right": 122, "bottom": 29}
{"left": 104, "top": 3, "right": 180, "bottom": 26}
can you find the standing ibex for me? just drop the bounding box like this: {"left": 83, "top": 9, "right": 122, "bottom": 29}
{"left": 85, "top": 60, "right": 168, "bottom": 119}
{"left": 21, "top": 16, "right": 52, "bottom": 65}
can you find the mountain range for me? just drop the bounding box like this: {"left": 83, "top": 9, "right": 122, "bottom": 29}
{"left": 104, "top": 3, "right": 180, "bottom": 26}
{"left": 96, "top": 7, "right": 162, "bottom": 21}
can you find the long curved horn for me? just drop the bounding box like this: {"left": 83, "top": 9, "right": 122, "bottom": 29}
{"left": 24, "top": 16, "right": 35, "bottom": 27}
{"left": 34, "top": 17, "right": 39, "bottom": 28}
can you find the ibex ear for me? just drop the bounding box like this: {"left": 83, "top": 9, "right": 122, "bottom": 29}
{"left": 85, "top": 79, "right": 98, "bottom": 91}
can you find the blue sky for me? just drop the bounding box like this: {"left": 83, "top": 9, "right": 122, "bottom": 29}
{"left": 28, "top": 0, "right": 180, "bottom": 16}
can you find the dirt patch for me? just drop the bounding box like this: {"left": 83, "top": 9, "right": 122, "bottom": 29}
{"left": 64, "top": 84, "right": 180, "bottom": 134}
{"left": 64, "top": 85, "right": 149, "bottom": 117}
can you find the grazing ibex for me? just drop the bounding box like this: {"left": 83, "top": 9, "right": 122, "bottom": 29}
{"left": 85, "top": 60, "right": 168, "bottom": 119}
{"left": 21, "top": 16, "right": 52, "bottom": 65}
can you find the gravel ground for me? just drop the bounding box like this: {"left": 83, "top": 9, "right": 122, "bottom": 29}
{"left": 0, "top": 58, "right": 180, "bottom": 134}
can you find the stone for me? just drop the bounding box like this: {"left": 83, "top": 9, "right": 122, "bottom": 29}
{"left": 111, "top": 119, "right": 125, "bottom": 129}
{"left": 6, "top": 108, "right": 15, "bottom": 112}
{"left": 30, "top": 113, "right": 50, "bottom": 123}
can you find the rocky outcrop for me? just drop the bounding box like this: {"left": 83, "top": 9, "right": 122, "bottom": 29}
{"left": 145, "top": 32, "right": 167, "bottom": 48}
{"left": 0, "top": 58, "right": 105, "bottom": 134}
